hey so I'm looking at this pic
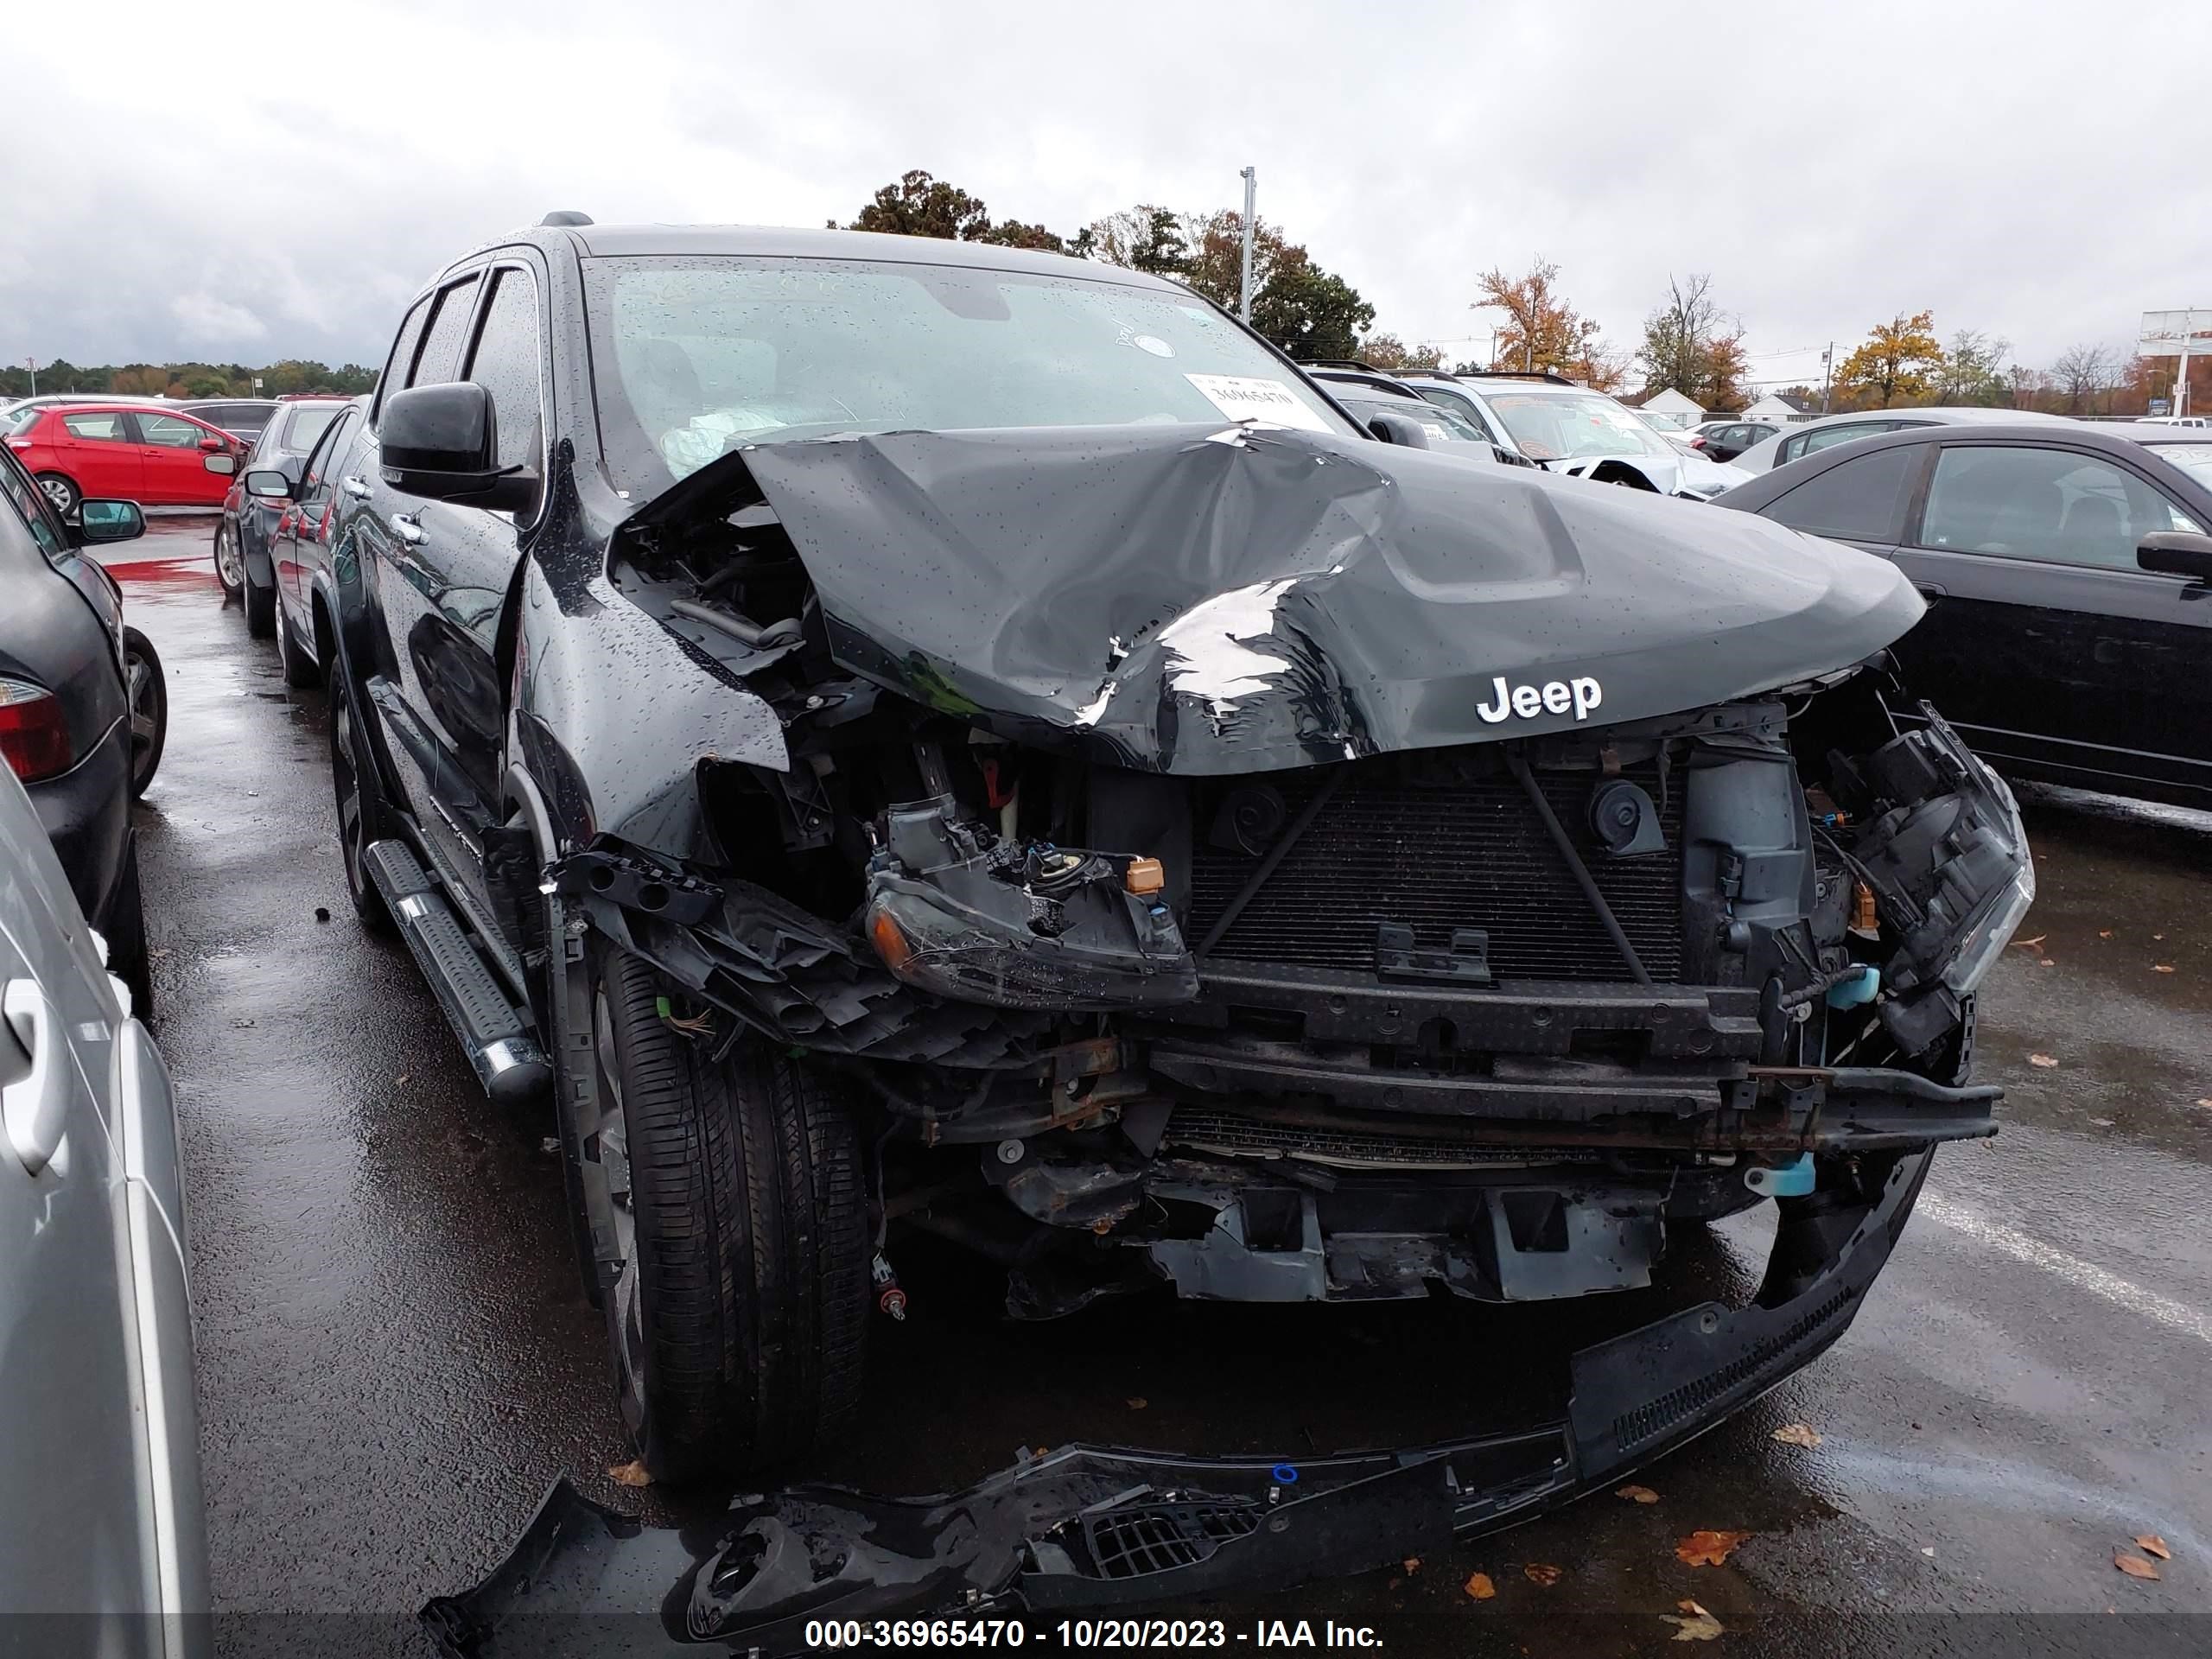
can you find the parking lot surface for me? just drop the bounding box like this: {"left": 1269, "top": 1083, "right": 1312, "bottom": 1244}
{"left": 110, "top": 517, "right": 2209, "bottom": 1656}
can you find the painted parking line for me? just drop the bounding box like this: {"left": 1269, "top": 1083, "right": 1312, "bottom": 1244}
{"left": 1918, "top": 1192, "right": 2212, "bottom": 1347}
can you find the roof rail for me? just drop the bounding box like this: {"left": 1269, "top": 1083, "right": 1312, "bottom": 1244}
{"left": 539, "top": 210, "right": 594, "bottom": 227}
{"left": 1302, "top": 358, "right": 1389, "bottom": 374}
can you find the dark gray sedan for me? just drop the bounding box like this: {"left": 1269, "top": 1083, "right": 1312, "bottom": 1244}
{"left": 211, "top": 395, "right": 352, "bottom": 636}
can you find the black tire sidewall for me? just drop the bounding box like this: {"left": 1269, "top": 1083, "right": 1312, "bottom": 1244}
{"left": 327, "top": 658, "right": 391, "bottom": 931}
{"left": 245, "top": 569, "right": 276, "bottom": 639}
{"left": 122, "top": 626, "right": 165, "bottom": 798}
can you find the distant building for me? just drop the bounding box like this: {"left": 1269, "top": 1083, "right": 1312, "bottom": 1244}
{"left": 1628, "top": 388, "right": 1704, "bottom": 429}
{"left": 1742, "top": 391, "right": 1819, "bottom": 423}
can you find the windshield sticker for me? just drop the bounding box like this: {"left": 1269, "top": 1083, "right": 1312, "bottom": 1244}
{"left": 1185, "top": 374, "right": 1331, "bottom": 433}
{"left": 1132, "top": 334, "right": 1174, "bottom": 359}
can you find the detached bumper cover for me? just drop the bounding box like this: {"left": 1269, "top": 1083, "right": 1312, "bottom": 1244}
{"left": 423, "top": 1150, "right": 1936, "bottom": 1657}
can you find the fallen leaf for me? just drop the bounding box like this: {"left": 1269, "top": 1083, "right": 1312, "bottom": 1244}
{"left": 2040, "top": 957, "right": 2056, "bottom": 967}
{"left": 1675, "top": 1530, "right": 1752, "bottom": 1567}
{"left": 1126, "top": 1397, "right": 1147, "bottom": 1410}
{"left": 2011, "top": 935, "right": 2046, "bottom": 950}
{"left": 1617, "top": 1484, "right": 1661, "bottom": 1504}
{"left": 1463, "top": 1571, "right": 1496, "bottom": 1601}
{"left": 2154, "top": 932, "right": 2165, "bottom": 940}
{"left": 2136, "top": 1535, "right": 2171, "bottom": 1561}
{"left": 2153, "top": 963, "right": 2176, "bottom": 974}
{"left": 1771, "top": 1423, "right": 1822, "bottom": 1448}
{"left": 1402, "top": 1556, "right": 1421, "bottom": 1575}
{"left": 2196, "top": 1100, "right": 2212, "bottom": 1111}
{"left": 1662, "top": 1599, "right": 1726, "bottom": 1642}
{"left": 1922, "top": 1546, "right": 1936, "bottom": 1557}
{"left": 607, "top": 1459, "right": 652, "bottom": 1488}
{"left": 2029, "top": 1053, "right": 2060, "bottom": 1068}
{"left": 2099, "top": 929, "right": 2114, "bottom": 939}
{"left": 2088, "top": 1117, "right": 2115, "bottom": 1128}
{"left": 1523, "top": 1561, "right": 1563, "bottom": 1586}
{"left": 2115, "top": 1553, "right": 2161, "bottom": 1581}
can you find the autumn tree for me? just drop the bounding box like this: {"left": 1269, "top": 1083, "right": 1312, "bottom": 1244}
{"left": 1930, "top": 328, "right": 2011, "bottom": 405}
{"left": 974, "top": 220, "right": 1065, "bottom": 252}
{"left": 1088, "top": 206, "right": 1376, "bottom": 361}
{"left": 1472, "top": 259, "right": 1624, "bottom": 390}
{"left": 1359, "top": 333, "right": 1446, "bottom": 371}
{"left": 1833, "top": 311, "right": 1944, "bottom": 408}
{"left": 1637, "top": 274, "right": 1748, "bottom": 409}
{"left": 2050, "top": 343, "right": 2116, "bottom": 414}
{"left": 1083, "top": 206, "right": 1189, "bottom": 274}
{"left": 847, "top": 169, "right": 990, "bottom": 240}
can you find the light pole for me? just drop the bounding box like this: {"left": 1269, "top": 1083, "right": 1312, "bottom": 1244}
{"left": 1237, "top": 166, "right": 1256, "bottom": 326}
{"left": 25, "top": 358, "right": 35, "bottom": 397}
{"left": 1818, "top": 342, "right": 1834, "bottom": 415}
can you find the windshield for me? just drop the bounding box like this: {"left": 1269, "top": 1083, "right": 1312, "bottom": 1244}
{"left": 582, "top": 255, "right": 1361, "bottom": 496}
{"left": 278, "top": 405, "right": 343, "bottom": 456}
{"left": 1484, "top": 391, "right": 1673, "bottom": 462}
{"left": 2147, "top": 442, "right": 2212, "bottom": 485}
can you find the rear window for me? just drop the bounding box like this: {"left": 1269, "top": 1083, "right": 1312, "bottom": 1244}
{"left": 61, "top": 411, "right": 130, "bottom": 442}
{"left": 1760, "top": 445, "right": 1921, "bottom": 543}
{"left": 277, "top": 404, "right": 344, "bottom": 456}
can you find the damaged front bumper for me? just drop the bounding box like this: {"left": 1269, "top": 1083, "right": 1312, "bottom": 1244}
{"left": 423, "top": 1149, "right": 1935, "bottom": 1656}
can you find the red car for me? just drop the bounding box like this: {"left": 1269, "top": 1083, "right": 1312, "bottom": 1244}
{"left": 3, "top": 402, "right": 245, "bottom": 516}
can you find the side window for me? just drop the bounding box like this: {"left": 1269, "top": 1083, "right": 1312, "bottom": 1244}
{"left": 60, "top": 411, "right": 130, "bottom": 442}
{"left": 374, "top": 296, "right": 434, "bottom": 424}
{"left": 1799, "top": 421, "right": 1891, "bottom": 457}
{"left": 300, "top": 409, "right": 362, "bottom": 505}
{"left": 464, "top": 268, "right": 544, "bottom": 473}
{"left": 410, "top": 274, "right": 485, "bottom": 389}
{"left": 1415, "top": 387, "right": 1498, "bottom": 445}
{"left": 138, "top": 413, "right": 210, "bottom": 448}
{"left": 0, "top": 453, "right": 68, "bottom": 558}
{"left": 1915, "top": 446, "right": 2198, "bottom": 569}
{"left": 1760, "top": 446, "right": 1922, "bottom": 543}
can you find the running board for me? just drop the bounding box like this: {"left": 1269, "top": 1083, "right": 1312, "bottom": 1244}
{"left": 364, "top": 838, "right": 551, "bottom": 1105}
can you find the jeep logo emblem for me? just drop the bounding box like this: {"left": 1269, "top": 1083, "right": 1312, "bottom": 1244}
{"left": 1476, "top": 674, "right": 1603, "bottom": 725}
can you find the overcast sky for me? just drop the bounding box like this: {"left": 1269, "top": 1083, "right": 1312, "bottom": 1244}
{"left": 9, "top": 0, "right": 2209, "bottom": 388}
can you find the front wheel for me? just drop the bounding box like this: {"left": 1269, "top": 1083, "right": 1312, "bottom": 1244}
{"left": 327, "top": 658, "right": 391, "bottom": 931}
{"left": 213, "top": 522, "right": 245, "bottom": 600}
{"left": 587, "top": 946, "right": 869, "bottom": 1481}
{"left": 275, "top": 594, "right": 319, "bottom": 689}
{"left": 122, "top": 627, "right": 166, "bottom": 798}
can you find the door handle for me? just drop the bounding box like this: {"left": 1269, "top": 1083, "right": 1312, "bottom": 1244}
{"left": 3, "top": 981, "right": 69, "bottom": 1175}
{"left": 392, "top": 512, "right": 427, "bottom": 546}
{"left": 343, "top": 475, "right": 370, "bottom": 499}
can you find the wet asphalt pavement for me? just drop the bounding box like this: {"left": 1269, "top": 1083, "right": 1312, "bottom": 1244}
{"left": 107, "top": 516, "right": 2210, "bottom": 1656}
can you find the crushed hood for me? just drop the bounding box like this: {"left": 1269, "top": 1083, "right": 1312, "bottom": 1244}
{"left": 660, "top": 423, "right": 1923, "bottom": 776}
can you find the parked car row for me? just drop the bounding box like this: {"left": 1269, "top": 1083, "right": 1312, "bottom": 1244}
{"left": 3, "top": 401, "right": 246, "bottom": 515}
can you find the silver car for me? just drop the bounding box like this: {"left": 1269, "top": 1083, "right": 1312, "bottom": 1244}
{"left": 1727, "top": 405, "right": 2082, "bottom": 474}
{"left": 0, "top": 760, "right": 207, "bottom": 1652}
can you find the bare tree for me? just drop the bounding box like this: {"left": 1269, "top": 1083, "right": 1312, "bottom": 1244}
{"left": 2050, "top": 343, "right": 2114, "bottom": 414}
{"left": 1637, "top": 274, "right": 1745, "bottom": 406}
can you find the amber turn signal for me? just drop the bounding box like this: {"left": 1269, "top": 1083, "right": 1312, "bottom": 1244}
{"left": 1124, "top": 856, "right": 1165, "bottom": 896}
{"left": 868, "top": 906, "right": 913, "bottom": 973}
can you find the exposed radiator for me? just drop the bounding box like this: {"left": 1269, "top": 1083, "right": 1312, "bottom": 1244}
{"left": 1166, "top": 1106, "right": 1602, "bottom": 1169}
{"left": 1186, "top": 759, "right": 1685, "bottom": 982}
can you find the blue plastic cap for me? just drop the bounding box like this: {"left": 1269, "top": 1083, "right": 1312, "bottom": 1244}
{"left": 1825, "top": 965, "right": 1881, "bottom": 1009}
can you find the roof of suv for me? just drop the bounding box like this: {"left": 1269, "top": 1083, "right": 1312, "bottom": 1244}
{"left": 528, "top": 223, "right": 1192, "bottom": 295}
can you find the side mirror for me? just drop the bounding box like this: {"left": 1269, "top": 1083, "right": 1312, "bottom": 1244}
{"left": 204, "top": 453, "right": 238, "bottom": 476}
{"left": 2138, "top": 531, "right": 2212, "bottom": 582}
{"left": 380, "top": 382, "right": 538, "bottom": 512}
{"left": 1364, "top": 411, "right": 1433, "bottom": 449}
{"left": 75, "top": 499, "right": 145, "bottom": 544}
{"left": 244, "top": 467, "right": 295, "bottom": 499}
{"left": 198, "top": 435, "right": 226, "bottom": 452}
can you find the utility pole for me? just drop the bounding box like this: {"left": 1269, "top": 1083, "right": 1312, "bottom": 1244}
{"left": 1818, "top": 341, "right": 1834, "bottom": 415}
{"left": 1237, "top": 167, "right": 1256, "bottom": 325}
{"left": 25, "top": 358, "right": 35, "bottom": 397}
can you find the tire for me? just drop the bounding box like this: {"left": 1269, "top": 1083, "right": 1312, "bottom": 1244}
{"left": 244, "top": 569, "right": 276, "bottom": 639}
{"left": 35, "top": 473, "right": 79, "bottom": 518}
{"left": 105, "top": 839, "right": 155, "bottom": 1027}
{"left": 122, "top": 626, "right": 167, "bottom": 798}
{"left": 275, "top": 595, "right": 319, "bottom": 689}
{"left": 213, "top": 521, "right": 245, "bottom": 601}
{"left": 327, "top": 656, "right": 391, "bottom": 932}
{"left": 588, "top": 947, "right": 868, "bottom": 1481}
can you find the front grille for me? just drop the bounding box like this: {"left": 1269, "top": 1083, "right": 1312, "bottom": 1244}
{"left": 1166, "top": 1106, "right": 1601, "bottom": 1169}
{"left": 1186, "top": 757, "right": 1685, "bottom": 982}
{"left": 1078, "top": 1501, "right": 1261, "bottom": 1580}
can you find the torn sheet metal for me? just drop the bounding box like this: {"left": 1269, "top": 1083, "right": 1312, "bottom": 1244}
{"left": 683, "top": 423, "right": 1925, "bottom": 776}
{"left": 423, "top": 1150, "right": 1934, "bottom": 1657}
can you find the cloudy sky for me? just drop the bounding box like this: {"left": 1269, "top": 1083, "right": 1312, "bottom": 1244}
{"left": 8, "top": 0, "right": 2209, "bottom": 388}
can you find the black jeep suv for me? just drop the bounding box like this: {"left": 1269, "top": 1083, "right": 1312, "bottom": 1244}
{"left": 261, "top": 218, "right": 2031, "bottom": 1492}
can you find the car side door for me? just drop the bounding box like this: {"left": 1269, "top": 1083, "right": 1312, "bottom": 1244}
{"left": 54, "top": 410, "right": 142, "bottom": 499}
{"left": 131, "top": 410, "right": 233, "bottom": 507}
{"left": 276, "top": 404, "right": 362, "bottom": 611}
{"left": 1889, "top": 439, "right": 2212, "bottom": 798}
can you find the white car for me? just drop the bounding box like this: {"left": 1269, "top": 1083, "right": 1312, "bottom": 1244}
{"left": 1392, "top": 371, "right": 1751, "bottom": 498}
{"left": 1727, "top": 406, "right": 2082, "bottom": 474}
{"left": 0, "top": 759, "right": 208, "bottom": 1649}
